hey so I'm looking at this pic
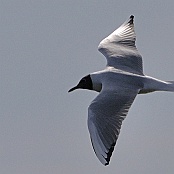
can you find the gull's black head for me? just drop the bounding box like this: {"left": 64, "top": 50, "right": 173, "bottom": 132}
{"left": 68, "top": 74, "right": 93, "bottom": 92}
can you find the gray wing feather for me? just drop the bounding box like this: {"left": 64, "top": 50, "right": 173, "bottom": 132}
{"left": 98, "top": 15, "right": 143, "bottom": 75}
{"left": 88, "top": 89, "right": 138, "bottom": 165}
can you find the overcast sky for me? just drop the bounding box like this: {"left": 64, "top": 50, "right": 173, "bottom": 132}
{"left": 1, "top": 1, "right": 174, "bottom": 174}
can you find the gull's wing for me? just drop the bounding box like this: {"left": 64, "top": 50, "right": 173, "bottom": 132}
{"left": 88, "top": 88, "right": 139, "bottom": 165}
{"left": 98, "top": 15, "right": 143, "bottom": 75}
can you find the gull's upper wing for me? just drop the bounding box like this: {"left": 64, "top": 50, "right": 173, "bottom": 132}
{"left": 98, "top": 15, "right": 143, "bottom": 75}
{"left": 88, "top": 88, "right": 139, "bottom": 165}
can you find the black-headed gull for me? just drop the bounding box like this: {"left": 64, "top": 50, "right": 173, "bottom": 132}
{"left": 68, "top": 15, "right": 174, "bottom": 166}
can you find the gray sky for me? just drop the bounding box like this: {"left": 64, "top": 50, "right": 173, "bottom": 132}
{"left": 1, "top": 1, "right": 174, "bottom": 174}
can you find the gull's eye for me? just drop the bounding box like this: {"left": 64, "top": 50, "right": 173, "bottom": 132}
{"left": 81, "top": 78, "right": 86, "bottom": 83}
{"left": 81, "top": 78, "right": 86, "bottom": 84}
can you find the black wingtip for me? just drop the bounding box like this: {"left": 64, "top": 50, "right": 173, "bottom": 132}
{"left": 129, "top": 15, "right": 134, "bottom": 24}
{"left": 105, "top": 162, "right": 109, "bottom": 166}
{"left": 130, "top": 15, "right": 134, "bottom": 19}
{"left": 104, "top": 142, "right": 116, "bottom": 166}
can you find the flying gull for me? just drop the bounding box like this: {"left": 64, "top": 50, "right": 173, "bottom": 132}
{"left": 68, "top": 15, "right": 174, "bottom": 165}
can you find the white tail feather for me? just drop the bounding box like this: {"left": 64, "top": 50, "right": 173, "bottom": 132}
{"left": 140, "top": 77, "right": 174, "bottom": 94}
{"left": 166, "top": 81, "right": 174, "bottom": 92}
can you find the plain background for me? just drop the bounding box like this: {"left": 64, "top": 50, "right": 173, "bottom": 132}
{"left": 1, "top": 1, "right": 174, "bottom": 174}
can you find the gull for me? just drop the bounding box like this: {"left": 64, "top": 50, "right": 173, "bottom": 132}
{"left": 68, "top": 15, "right": 174, "bottom": 166}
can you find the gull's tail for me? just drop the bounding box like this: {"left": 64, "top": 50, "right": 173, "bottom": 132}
{"left": 155, "top": 80, "right": 174, "bottom": 92}
{"left": 140, "top": 77, "right": 174, "bottom": 94}
{"left": 166, "top": 81, "right": 174, "bottom": 92}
